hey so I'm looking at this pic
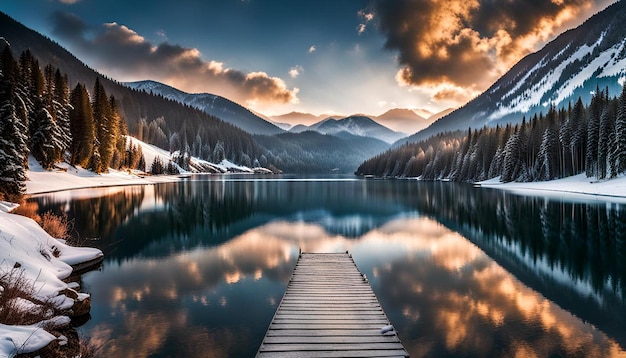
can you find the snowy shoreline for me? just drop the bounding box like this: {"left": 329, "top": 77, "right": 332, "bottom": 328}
{"left": 0, "top": 202, "right": 104, "bottom": 357}
{"left": 477, "top": 173, "right": 626, "bottom": 202}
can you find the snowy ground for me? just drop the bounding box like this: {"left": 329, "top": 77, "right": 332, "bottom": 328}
{"left": 478, "top": 173, "right": 626, "bottom": 202}
{"left": 26, "top": 137, "right": 267, "bottom": 195}
{"left": 0, "top": 202, "right": 103, "bottom": 357}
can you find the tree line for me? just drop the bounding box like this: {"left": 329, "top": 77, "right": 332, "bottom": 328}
{"left": 0, "top": 46, "right": 144, "bottom": 200}
{"left": 357, "top": 84, "right": 626, "bottom": 182}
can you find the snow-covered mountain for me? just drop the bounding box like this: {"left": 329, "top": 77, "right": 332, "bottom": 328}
{"left": 272, "top": 108, "right": 450, "bottom": 134}
{"left": 289, "top": 115, "right": 406, "bottom": 144}
{"left": 401, "top": 0, "right": 626, "bottom": 145}
{"left": 125, "top": 80, "right": 284, "bottom": 135}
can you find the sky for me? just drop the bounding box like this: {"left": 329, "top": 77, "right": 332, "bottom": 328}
{"left": 1, "top": 0, "right": 617, "bottom": 116}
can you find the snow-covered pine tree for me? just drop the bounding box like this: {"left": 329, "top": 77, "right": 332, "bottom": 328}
{"left": 501, "top": 131, "right": 521, "bottom": 183}
{"left": 0, "top": 46, "right": 28, "bottom": 199}
{"left": 213, "top": 141, "right": 225, "bottom": 163}
{"left": 615, "top": 84, "right": 626, "bottom": 174}
{"left": 29, "top": 104, "right": 63, "bottom": 169}
{"left": 586, "top": 90, "right": 603, "bottom": 178}
{"left": 598, "top": 100, "right": 616, "bottom": 179}
{"left": 53, "top": 69, "right": 72, "bottom": 154}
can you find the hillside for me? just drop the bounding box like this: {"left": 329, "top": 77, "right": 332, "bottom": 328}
{"left": 125, "top": 80, "right": 283, "bottom": 135}
{"left": 399, "top": 0, "right": 626, "bottom": 145}
{"left": 0, "top": 11, "right": 261, "bottom": 165}
{"left": 255, "top": 131, "right": 389, "bottom": 174}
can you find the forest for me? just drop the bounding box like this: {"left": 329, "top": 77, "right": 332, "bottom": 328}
{"left": 0, "top": 45, "right": 268, "bottom": 200}
{"left": 357, "top": 85, "right": 626, "bottom": 183}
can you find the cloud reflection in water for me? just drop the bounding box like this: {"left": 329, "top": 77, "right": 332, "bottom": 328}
{"left": 80, "top": 216, "right": 625, "bottom": 357}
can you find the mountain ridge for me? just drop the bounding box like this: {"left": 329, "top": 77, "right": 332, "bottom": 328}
{"left": 125, "top": 80, "right": 284, "bottom": 135}
{"left": 398, "top": 0, "right": 626, "bottom": 146}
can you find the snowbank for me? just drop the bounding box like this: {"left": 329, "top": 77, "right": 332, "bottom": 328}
{"left": 26, "top": 136, "right": 268, "bottom": 195}
{"left": 478, "top": 174, "right": 626, "bottom": 202}
{"left": 0, "top": 207, "right": 103, "bottom": 356}
{"left": 26, "top": 155, "right": 182, "bottom": 195}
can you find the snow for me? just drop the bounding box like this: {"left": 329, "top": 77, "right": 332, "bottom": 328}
{"left": 0, "top": 205, "right": 103, "bottom": 357}
{"left": 553, "top": 40, "right": 625, "bottom": 105}
{"left": 479, "top": 174, "right": 626, "bottom": 203}
{"left": 489, "top": 33, "right": 607, "bottom": 120}
{"left": 0, "top": 323, "right": 56, "bottom": 356}
{"left": 25, "top": 154, "right": 180, "bottom": 195}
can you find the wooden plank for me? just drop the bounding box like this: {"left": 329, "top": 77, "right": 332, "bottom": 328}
{"left": 257, "top": 252, "right": 409, "bottom": 357}
{"left": 257, "top": 350, "right": 409, "bottom": 358}
{"left": 266, "top": 329, "right": 385, "bottom": 337}
{"left": 262, "top": 336, "right": 401, "bottom": 344}
{"left": 259, "top": 343, "right": 407, "bottom": 352}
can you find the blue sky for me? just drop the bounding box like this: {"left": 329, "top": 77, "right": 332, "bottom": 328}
{"left": 1, "top": 0, "right": 616, "bottom": 116}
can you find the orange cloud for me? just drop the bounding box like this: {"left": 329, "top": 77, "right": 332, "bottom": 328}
{"left": 51, "top": 12, "right": 298, "bottom": 108}
{"left": 370, "top": 0, "right": 614, "bottom": 104}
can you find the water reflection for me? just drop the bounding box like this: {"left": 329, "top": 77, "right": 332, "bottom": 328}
{"left": 28, "top": 178, "right": 626, "bottom": 357}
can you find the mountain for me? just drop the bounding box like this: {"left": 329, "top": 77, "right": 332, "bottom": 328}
{"left": 125, "top": 80, "right": 283, "bottom": 135}
{"left": 399, "top": 0, "right": 626, "bottom": 145}
{"left": 273, "top": 108, "right": 450, "bottom": 135}
{"left": 271, "top": 112, "right": 337, "bottom": 127}
{"left": 375, "top": 108, "right": 430, "bottom": 134}
{"left": 289, "top": 115, "right": 406, "bottom": 144}
{"left": 0, "top": 11, "right": 262, "bottom": 164}
{"left": 254, "top": 131, "right": 390, "bottom": 174}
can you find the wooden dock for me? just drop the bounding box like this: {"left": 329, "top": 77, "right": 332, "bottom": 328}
{"left": 257, "top": 252, "right": 409, "bottom": 357}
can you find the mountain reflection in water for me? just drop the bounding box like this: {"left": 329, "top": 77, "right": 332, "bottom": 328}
{"left": 28, "top": 177, "right": 626, "bottom": 357}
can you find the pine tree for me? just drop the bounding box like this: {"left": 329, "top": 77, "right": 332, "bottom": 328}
{"left": 29, "top": 64, "right": 65, "bottom": 168}
{"left": 213, "top": 140, "right": 225, "bottom": 163}
{"left": 92, "top": 78, "right": 114, "bottom": 172}
{"left": 615, "top": 84, "right": 626, "bottom": 174}
{"left": 0, "top": 46, "right": 28, "bottom": 199}
{"left": 69, "top": 83, "right": 95, "bottom": 167}
{"left": 598, "top": 101, "right": 616, "bottom": 179}
{"left": 53, "top": 69, "right": 72, "bottom": 153}
{"left": 586, "top": 91, "right": 603, "bottom": 177}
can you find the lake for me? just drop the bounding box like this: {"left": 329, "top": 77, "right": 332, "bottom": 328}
{"left": 29, "top": 176, "right": 626, "bottom": 357}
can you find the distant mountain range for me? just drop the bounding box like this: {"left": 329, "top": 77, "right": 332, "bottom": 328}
{"left": 289, "top": 116, "right": 406, "bottom": 144}
{"left": 399, "top": 0, "right": 626, "bottom": 145}
{"left": 125, "top": 80, "right": 284, "bottom": 135}
{"left": 271, "top": 107, "right": 452, "bottom": 134}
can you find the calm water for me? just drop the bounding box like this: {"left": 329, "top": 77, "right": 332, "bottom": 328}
{"left": 29, "top": 176, "right": 626, "bottom": 357}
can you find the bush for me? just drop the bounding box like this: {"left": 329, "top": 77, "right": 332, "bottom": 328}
{"left": 40, "top": 211, "right": 73, "bottom": 240}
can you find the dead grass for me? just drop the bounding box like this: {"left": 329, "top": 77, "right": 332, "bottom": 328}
{"left": 40, "top": 211, "right": 73, "bottom": 241}
{"left": 11, "top": 201, "right": 41, "bottom": 222}
{"left": 0, "top": 268, "right": 55, "bottom": 326}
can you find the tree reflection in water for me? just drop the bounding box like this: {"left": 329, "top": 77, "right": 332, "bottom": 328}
{"left": 28, "top": 178, "right": 626, "bottom": 357}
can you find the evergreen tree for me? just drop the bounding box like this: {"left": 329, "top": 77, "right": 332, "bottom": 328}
{"left": 92, "top": 78, "right": 114, "bottom": 172}
{"left": 213, "top": 140, "right": 225, "bottom": 163}
{"left": 598, "top": 101, "right": 616, "bottom": 179}
{"left": 69, "top": 83, "right": 95, "bottom": 167}
{"left": 615, "top": 84, "right": 626, "bottom": 173}
{"left": 586, "top": 91, "right": 603, "bottom": 177}
{"left": 53, "top": 69, "right": 72, "bottom": 152}
{"left": 0, "top": 46, "right": 28, "bottom": 199}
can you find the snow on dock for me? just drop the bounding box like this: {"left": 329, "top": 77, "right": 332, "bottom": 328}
{"left": 257, "top": 252, "right": 409, "bottom": 357}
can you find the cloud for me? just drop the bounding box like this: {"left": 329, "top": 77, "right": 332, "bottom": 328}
{"left": 370, "top": 0, "right": 613, "bottom": 103}
{"left": 57, "top": 0, "right": 80, "bottom": 3}
{"left": 50, "top": 12, "right": 298, "bottom": 108}
{"left": 357, "top": 9, "right": 374, "bottom": 35}
{"left": 308, "top": 45, "right": 316, "bottom": 53}
{"left": 357, "top": 23, "right": 367, "bottom": 35}
{"left": 289, "top": 65, "right": 303, "bottom": 78}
